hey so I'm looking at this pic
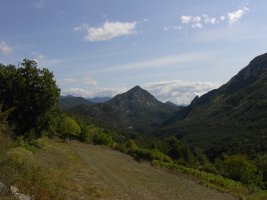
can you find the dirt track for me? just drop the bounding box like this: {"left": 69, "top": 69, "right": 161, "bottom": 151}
{"left": 72, "top": 143, "right": 237, "bottom": 200}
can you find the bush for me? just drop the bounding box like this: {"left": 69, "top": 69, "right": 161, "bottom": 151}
{"left": 221, "top": 154, "right": 261, "bottom": 185}
{"left": 133, "top": 148, "right": 153, "bottom": 161}
{"left": 58, "top": 115, "right": 81, "bottom": 141}
{"left": 92, "top": 132, "right": 115, "bottom": 147}
{"left": 0, "top": 149, "right": 64, "bottom": 199}
{"left": 254, "top": 155, "right": 267, "bottom": 189}
{"left": 0, "top": 106, "right": 13, "bottom": 153}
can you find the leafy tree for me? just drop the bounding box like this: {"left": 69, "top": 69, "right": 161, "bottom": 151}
{"left": 0, "top": 60, "right": 60, "bottom": 137}
{"left": 59, "top": 115, "right": 81, "bottom": 141}
{"left": 92, "top": 131, "right": 115, "bottom": 146}
{"left": 221, "top": 154, "right": 261, "bottom": 185}
{"left": 125, "top": 139, "right": 138, "bottom": 152}
{"left": 165, "top": 136, "right": 194, "bottom": 164}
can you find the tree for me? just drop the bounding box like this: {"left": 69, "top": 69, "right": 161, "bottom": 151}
{"left": 221, "top": 154, "right": 261, "bottom": 185}
{"left": 0, "top": 60, "right": 60, "bottom": 137}
{"left": 59, "top": 115, "right": 81, "bottom": 141}
{"left": 165, "top": 136, "right": 194, "bottom": 164}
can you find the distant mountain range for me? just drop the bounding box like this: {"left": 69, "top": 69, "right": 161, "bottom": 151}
{"left": 68, "top": 86, "right": 179, "bottom": 133}
{"left": 89, "top": 96, "right": 112, "bottom": 103}
{"left": 59, "top": 95, "right": 111, "bottom": 109}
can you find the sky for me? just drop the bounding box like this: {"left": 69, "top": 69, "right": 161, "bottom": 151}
{"left": 1, "top": 0, "right": 267, "bottom": 104}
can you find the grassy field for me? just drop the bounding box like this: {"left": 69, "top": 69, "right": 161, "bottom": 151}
{"left": 5, "top": 138, "right": 237, "bottom": 200}
{"left": 72, "top": 142, "right": 237, "bottom": 200}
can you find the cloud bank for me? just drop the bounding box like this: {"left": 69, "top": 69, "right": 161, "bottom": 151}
{"left": 171, "top": 6, "right": 249, "bottom": 31}
{"left": 61, "top": 80, "right": 220, "bottom": 105}
{"left": 228, "top": 7, "right": 249, "bottom": 25}
{"left": 143, "top": 80, "right": 220, "bottom": 105}
{"left": 0, "top": 41, "right": 12, "bottom": 55}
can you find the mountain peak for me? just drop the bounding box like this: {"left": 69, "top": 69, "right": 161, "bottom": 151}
{"left": 108, "top": 86, "right": 161, "bottom": 107}
{"left": 130, "top": 85, "right": 142, "bottom": 90}
{"left": 222, "top": 53, "right": 267, "bottom": 93}
{"left": 241, "top": 53, "right": 267, "bottom": 80}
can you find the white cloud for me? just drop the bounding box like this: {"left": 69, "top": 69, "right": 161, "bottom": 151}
{"left": 192, "top": 23, "right": 202, "bottom": 29}
{"left": 181, "top": 16, "right": 202, "bottom": 29}
{"left": 143, "top": 80, "right": 221, "bottom": 105}
{"left": 32, "top": 54, "right": 44, "bottom": 63}
{"left": 177, "top": 6, "right": 249, "bottom": 30}
{"left": 100, "top": 53, "right": 210, "bottom": 72}
{"left": 83, "top": 21, "right": 137, "bottom": 42}
{"left": 82, "top": 77, "right": 97, "bottom": 86}
{"left": 33, "top": 0, "right": 45, "bottom": 9}
{"left": 62, "top": 86, "right": 127, "bottom": 98}
{"left": 61, "top": 80, "right": 221, "bottom": 105}
{"left": 60, "top": 78, "right": 77, "bottom": 83}
{"left": 60, "top": 76, "right": 97, "bottom": 86}
{"left": 163, "top": 25, "right": 182, "bottom": 31}
{"left": 220, "top": 16, "right": 225, "bottom": 21}
{"left": 0, "top": 41, "right": 12, "bottom": 55}
{"left": 227, "top": 7, "right": 249, "bottom": 25}
{"left": 73, "top": 23, "right": 90, "bottom": 32}
{"left": 181, "top": 16, "right": 192, "bottom": 24}
{"left": 202, "top": 15, "right": 217, "bottom": 24}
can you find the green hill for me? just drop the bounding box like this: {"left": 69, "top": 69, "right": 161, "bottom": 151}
{"left": 71, "top": 86, "right": 179, "bottom": 133}
{"left": 158, "top": 53, "right": 267, "bottom": 159}
{"left": 59, "top": 95, "right": 94, "bottom": 109}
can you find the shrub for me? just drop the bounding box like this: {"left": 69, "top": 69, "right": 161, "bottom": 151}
{"left": 0, "top": 149, "right": 64, "bottom": 199}
{"left": 92, "top": 132, "right": 115, "bottom": 146}
{"left": 221, "top": 154, "right": 261, "bottom": 185}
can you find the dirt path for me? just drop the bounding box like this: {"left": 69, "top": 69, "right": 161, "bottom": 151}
{"left": 72, "top": 143, "right": 237, "bottom": 200}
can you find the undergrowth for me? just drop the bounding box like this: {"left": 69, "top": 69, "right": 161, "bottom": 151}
{"left": 152, "top": 160, "right": 267, "bottom": 200}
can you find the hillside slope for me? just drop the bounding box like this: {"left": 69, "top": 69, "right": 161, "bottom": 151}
{"left": 59, "top": 95, "right": 94, "bottom": 109}
{"left": 159, "top": 53, "right": 267, "bottom": 159}
{"left": 73, "top": 142, "right": 238, "bottom": 200}
{"left": 28, "top": 139, "right": 237, "bottom": 200}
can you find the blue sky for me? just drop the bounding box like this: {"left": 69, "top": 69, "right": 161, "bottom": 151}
{"left": 1, "top": 0, "right": 267, "bottom": 104}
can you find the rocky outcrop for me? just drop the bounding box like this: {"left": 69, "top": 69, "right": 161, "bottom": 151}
{"left": 0, "top": 182, "right": 31, "bottom": 200}
{"left": 10, "top": 185, "right": 31, "bottom": 200}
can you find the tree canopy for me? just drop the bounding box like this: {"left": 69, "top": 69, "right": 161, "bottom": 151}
{"left": 0, "top": 59, "right": 60, "bottom": 137}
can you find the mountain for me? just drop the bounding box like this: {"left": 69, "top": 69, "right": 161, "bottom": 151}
{"left": 159, "top": 53, "right": 267, "bottom": 159}
{"left": 165, "top": 101, "right": 180, "bottom": 108}
{"left": 71, "top": 86, "right": 179, "bottom": 133}
{"left": 89, "top": 96, "right": 111, "bottom": 103}
{"left": 59, "top": 95, "right": 94, "bottom": 109}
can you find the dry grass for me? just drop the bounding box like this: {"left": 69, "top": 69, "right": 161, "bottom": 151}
{"left": 1, "top": 138, "right": 239, "bottom": 200}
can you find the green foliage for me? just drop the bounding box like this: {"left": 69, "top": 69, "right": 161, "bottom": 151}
{"left": 152, "top": 160, "right": 267, "bottom": 200}
{"left": 0, "top": 148, "right": 63, "bottom": 199}
{"left": 220, "top": 154, "right": 261, "bottom": 185}
{"left": 59, "top": 115, "right": 81, "bottom": 140}
{"left": 157, "top": 55, "right": 267, "bottom": 163}
{"left": 165, "top": 136, "right": 194, "bottom": 164}
{"left": 254, "top": 155, "right": 267, "bottom": 189}
{"left": 123, "top": 140, "right": 172, "bottom": 162}
{"left": 0, "top": 60, "right": 60, "bottom": 137}
{"left": 0, "top": 105, "right": 13, "bottom": 153}
{"left": 125, "top": 139, "right": 138, "bottom": 152}
{"left": 92, "top": 131, "right": 116, "bottom": 147}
